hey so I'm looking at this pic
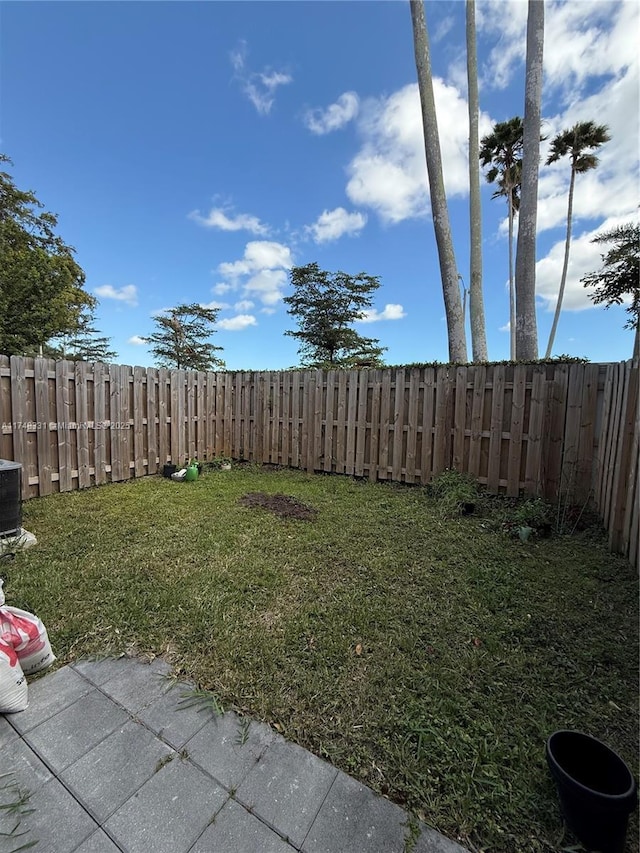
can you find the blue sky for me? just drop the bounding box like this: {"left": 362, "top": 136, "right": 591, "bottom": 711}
{"left": 1, "top": 0, "right": 638, "bottom": 369}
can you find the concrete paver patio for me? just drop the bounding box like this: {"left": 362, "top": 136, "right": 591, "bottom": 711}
{"left": 0, "top": 657, "right": 469, "bottom": 853}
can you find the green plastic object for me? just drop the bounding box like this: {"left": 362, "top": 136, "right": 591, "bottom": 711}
{"left": 185, "top": 462, "right": 199, "bottom": 482}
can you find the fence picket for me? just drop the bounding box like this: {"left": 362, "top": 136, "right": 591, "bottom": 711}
{"left": 487, "top": 365, "right": 505, "bottom": 493}
{"left": 452, "top": 366, "right": 467, "bottom": 475}
{"left": 76, "top": 362, "right": 91, "bottom": 488}
{"left": 33, "top": 358, "right": 53, "bottom": 495}
{"left": 324, "top": 371, "right": 335, "bottom": 472}
{"left": 506, "top": 365, "right": 526, "bottom": 497}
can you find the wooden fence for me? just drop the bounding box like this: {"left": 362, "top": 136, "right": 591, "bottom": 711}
{"left": 1, "top": 355, "right": 637, "bottom": 565}
{"left": 592, "top": 359, "right": 639, "bottom": 568}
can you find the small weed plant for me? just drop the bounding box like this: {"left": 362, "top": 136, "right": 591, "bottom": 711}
{"left": 429, "top": 469, "right": 479, "bottom": 517}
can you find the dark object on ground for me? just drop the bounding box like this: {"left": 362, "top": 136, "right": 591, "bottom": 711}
{"left": 163, "top": 464, "right": 177, "bottom": 478}
{"left": 546, "top": 730, "right": 638, "bottom": 853}
{"left": 461, "top": 502, "right": 475, "bottom": 516}
{"left": 239, "top": 492, "right": 317, "bottom": 521}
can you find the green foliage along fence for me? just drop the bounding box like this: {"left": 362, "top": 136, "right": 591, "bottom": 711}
{"left": 1, "top": 355, "right": 637, "bottom": 566}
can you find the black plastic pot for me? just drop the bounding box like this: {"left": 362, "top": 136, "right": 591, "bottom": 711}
{"left": 163, "top": 464, "right": 177, "bottom": 479}
{"left": 546, "top": 730, "right": 638, "bottom": 853}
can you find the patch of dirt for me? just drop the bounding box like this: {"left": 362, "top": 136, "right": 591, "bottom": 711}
{"left": 239, "top": 492, "right": 317, "bottom": 521}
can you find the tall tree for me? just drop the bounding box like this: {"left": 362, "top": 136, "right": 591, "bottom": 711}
{"left": 283, "top": 263, "right": 386, "bottom": 368}
{"left": 544, "top": 121, "right": 611, "bottom": 357}
{"left": 479, "top": 117, "right": 523, "bottom": 359}
{"left": 514, "top": 0, "right": 544, "bottom": 360}
{"left": 145, "top": 304, "right": 224, "bottom": 371}
{"left": 0, "top": 154, "right": 95, "bottom": 356}
{"left": 58, "top": 308, "right": 118, "bottom": 362}
{"left": 466, "top": 0, "right": 487, "bottom": 362}
{"left": 410, "top": 0, "right": 468, "bottom": 363}
{"left": 582, "top": 223, "right": 640, "bottom": 359}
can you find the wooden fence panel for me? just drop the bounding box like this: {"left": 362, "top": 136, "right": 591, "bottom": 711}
{"left": 33, "top": 358, "right": 53, "bottom": 496}
{"left": 507, "top": 365, "right": 526, "bottom": 497}
{"left": 355, "top": 370, "right": 368, "bottom": 478}
{"left": 147, "top": 368, "right": 158, "bottom": 475}
{"left": 468, "top": 365, "right": 485, "bottom": 480}
{"left": 75, "top": 362, "right": 91, "bottom": 488}
{"left": 487, "top": 365, "right": 505, "bottom": 493}
{"left": 524, "top": 368, "right": 545, "bottom": 496}
{"left": 391, "top": 369, "right": 405, "bottom": 482}
{"left": 405, "top": 368, "right": 420, "bottom": 484}
{"left": 369, "top": 369, "right": 381, "bottom": 482}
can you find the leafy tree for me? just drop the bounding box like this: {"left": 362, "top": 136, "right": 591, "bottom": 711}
{"left": 544, "top": 121, "right": 611, "bottom": 357}
{"left": 466, "top": 0, "right": 488, "bottom": 362}
{"left": 410, "top": 0, "right": 467, "bottom": 363}
{"left": 58, "top": 308, "right": 118, "bottom": 362}
{"left": 145, "top": 304, "right": 225, "bottom": 371}
{"left": 582, "top": 223, "right": 639, "bottom": 358}
{"left": 480, "top": 117, "right": 523, "bottom": 359}
{"left": 0, "top": 154, "right": 95, "bottom": 356}
{"left": 284, "top": 263, "right": 387, "bottom": 368}
{"left": 514, "top": 0, "right": 544, "bottom": 360}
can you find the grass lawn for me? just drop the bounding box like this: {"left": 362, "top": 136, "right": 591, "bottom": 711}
{"left": 4, "top": 466, "right": 638, "bottom": 852}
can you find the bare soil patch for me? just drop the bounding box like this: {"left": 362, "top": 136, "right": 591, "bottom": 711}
{"left": 239, "top": 492, "right": 317, "bottom": 521}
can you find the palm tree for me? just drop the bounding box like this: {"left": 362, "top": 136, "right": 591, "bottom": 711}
{"left": 410, "top": 0, "right": 467, "bottom": 363}
{"left": 479, "top": 116, "right": 523, "bottom": 359}
{"left": 466, "top": 0, "right": 488, "bottom": 362}
{"left": 544, "top": 121, "right": 611, "bottom": 357}
{"left": 514, "top": 0, "right": 544, "bottom": 361}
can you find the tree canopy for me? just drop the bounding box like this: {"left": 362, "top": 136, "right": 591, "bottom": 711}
{"left": 145, "top": 303, "right": 225, "bottom": 371}
{"left": 582, "top": 222, "right": 639, "bottom": 356}
{"left": 0, "top": 154, "right": 95, "bottom": 356}
{"left": 56, "top": 308, "right": 118, "bottom": 362}
{"left": 284, "top": 263, "right": 387, "bottom": 368}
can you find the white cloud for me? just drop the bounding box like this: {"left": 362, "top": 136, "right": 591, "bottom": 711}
{"left": 244, "top": 269, "right": 288, "bottom": 305}
{"left": 235, "top": 299, "right": 254, "bottom": 311}
{"left": 230, "top": 40, "right": 292, "bottom": 116}
{"left": 189, "top": 207, "right": 268, "bottom": 235}
{"left": 433, "top": 14, "right": 455, "bottom": 43}
{"left": 95, "top": 284, "right": 138, "bottom": 307}
{"left": 357, "top": 304, "right": 407, "bottom": 323}
{"left": 536, "top": 215, "right": 636, "bottom": 314}
{"left": 346, "top": 82, "right": 492, "bottom": 223}
{"left": 217, "top": 314, "right": 258, "bottom": 331}
{"left": 128, "top": 335, "right": 147, "bottom": 345}
{"left": 218, "top": 241, "right": 292, "bottom": 278}
{"left": 200, "top": 300, "right": 230, "bottom": 310}
{"left": 304, "top": 92, "right": 359, "bottom": 135}
{"left": 217, "top": 241, "right": 293, "bottom": 307}
{"left": 212, "top": 283, "right": 233, "bottom": 295}
{"left": 306, "top": 207, "right": 367, "bottom": 243}
{"left": 478, "top": 0, "right": 637, "bottom": 97}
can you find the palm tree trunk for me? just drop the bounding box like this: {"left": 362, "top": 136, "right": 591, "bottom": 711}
{"left": 545, "top": 166, "right": 576, "bottom": 357}
{"left": 508, "top": 189, "right": 516, "bottom": 360}
{"left": 410, "top": 0, "right": 468, "bottom": 363}
{"left": 466, "top": 0, "right": 487, "bottom": 362}
{"left": 515, "top": 0, "right": 543, "bottom": 360}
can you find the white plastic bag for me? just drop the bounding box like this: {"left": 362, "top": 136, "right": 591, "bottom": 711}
{"left": 0, "top": 606, "right": 56, "bottom": 675}
{"left": 0, "top": 640, "right": 28, "bottom": 713}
